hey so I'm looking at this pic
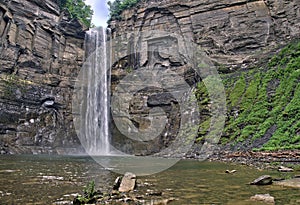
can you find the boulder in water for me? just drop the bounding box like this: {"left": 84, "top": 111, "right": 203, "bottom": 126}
{"left": 225, "top": 169, "right": 237, "bottom": 174}
{"left": 250, "top": 175, "right": 273, "bottom": 185}
{"left": 250, "top": 194, "right": 275, "bottom": 204}
{"left": 119, "top": 172, "right": 136, "bottom": 192}
{"left": 278, "top": 166, "right": 294, "bottom": 172}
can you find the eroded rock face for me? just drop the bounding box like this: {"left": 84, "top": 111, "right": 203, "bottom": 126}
{"left": 110, "top": 0, "right": 300, "bottom": 71}
{"left": 0, "top": 0, "right": 86, "bottom": 154}
{"left": 108, "top": 0, "right": 299, "bottom": 156}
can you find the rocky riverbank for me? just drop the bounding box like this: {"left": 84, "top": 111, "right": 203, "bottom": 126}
{"left": 208, "top": 150, "right": 300, "bottom": 169}
{"left": 73, "top": 172, "right": 176, "bottom": 205}
{"left": 71, "top": 163, "right": 300, "bottom": 205}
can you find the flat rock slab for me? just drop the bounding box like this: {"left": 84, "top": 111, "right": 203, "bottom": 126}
{"left": 274, "top": 178, "right": 300, "bottom": 188}
{"left": 278, "top": 166, "right": 294, "bottom": 172}
{"left": 250, "top": 175, "right": 273, "bottom": 185}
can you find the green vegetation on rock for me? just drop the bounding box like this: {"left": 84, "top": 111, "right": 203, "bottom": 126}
{"left": 73, "top": 181, "right": 100, "bottom": 205}
{"left": 59, "top": 0, "right": 93, "bottom": 27}
{"left": 0, "top": 74, "right": 32, "bottom": 100}
{"left": 107, "top": 0, "right": 141, "bottom": 22}
{"left": 196, "top": 40, "right": 300, "bottom": 151}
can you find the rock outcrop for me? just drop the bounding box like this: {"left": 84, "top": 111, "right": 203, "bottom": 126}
{"left": 0, "top": 0, "right": 86, "bottom": 154}
{"left": 110, "top": 0, "right": 300, "bottom": 71}
{"left": 1, "top": 0, "right": 299, "bottom": 155}
{"left": 108, "top": 0, "right": 300, "bottom": 155}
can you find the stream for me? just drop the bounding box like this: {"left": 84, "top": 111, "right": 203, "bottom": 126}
{"left": 0, "top": 155, "right": 299, "bottom": 204}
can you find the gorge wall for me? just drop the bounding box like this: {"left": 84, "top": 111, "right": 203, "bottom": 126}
{"left": 0, "top": 0, "right": 299, "bottom": 155}
{"left": 109, "top": 0, "right": 300, "bottom": 155}
{"left": 110, "top": 0, "right": 299, "bottom": 71}
{"left": 0, "top": 0, "right": 86, "bottom": 154}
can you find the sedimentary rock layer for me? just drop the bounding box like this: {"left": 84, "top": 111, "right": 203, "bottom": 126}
{"left": 0, "top": 0, "right": 86, "bottom": 154}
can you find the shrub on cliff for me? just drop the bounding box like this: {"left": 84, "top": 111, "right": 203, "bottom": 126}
{"left": 108, "top": 0, "right": 141, "bottom": 22}
{"left": 217, "top": 40, "right": 300, "bottom": 151}
{"left": 59, "top": 0, "right": 93, "bottom": 28}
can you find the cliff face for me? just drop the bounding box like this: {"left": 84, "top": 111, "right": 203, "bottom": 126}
{"left": 108, "top": 0, "right": 300, "bottom": 155}
{"left": 0, "top": 0, "right": 299, "bottom": 155}
{"left": 110, "top": 0, "right": 299, "bottom": 70}
{"left": 0, "top": 0, "right": 85, "bottom": 154}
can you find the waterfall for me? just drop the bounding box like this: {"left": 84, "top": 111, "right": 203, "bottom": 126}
{"left": 83, "top": 27, "right": 110, "bottom": 155}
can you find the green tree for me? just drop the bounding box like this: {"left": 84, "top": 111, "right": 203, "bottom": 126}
{"left": 59, "top": 0, "right": 94, "bottom": 28}
{"left": 107, "top": 0, "right": 140, "bottom": 22}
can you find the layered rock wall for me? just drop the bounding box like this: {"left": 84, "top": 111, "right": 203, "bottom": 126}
{"left": 108, "top": 0, "right": 300, "bottom": 155}
{"left": 1, "top": 0, "right": 299, "bottom": 155}
{"left": 0, "top": 0, "right": 86, "bottom": 154}
{"left": 110, "top": 0, "right": 300, "bottom": 70}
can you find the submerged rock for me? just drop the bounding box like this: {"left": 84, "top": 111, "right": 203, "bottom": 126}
{"left": 146, "top": 191, "right": 163, "bottom": 196}
{"left": 274, "top": 177, "right": 300, "bottom": 188}
{"left": 250, "top": 175, "right": 273, "bottom": 185}
{"left": 149, "top": 198, "right": 175, "bottom": 205}
{"left": 250, "top": 194, "right": 275, "bottom": 204}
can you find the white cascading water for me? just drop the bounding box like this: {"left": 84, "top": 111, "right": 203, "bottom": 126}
{"left": 84, "top": 27, "right": 110, "bottom": 155}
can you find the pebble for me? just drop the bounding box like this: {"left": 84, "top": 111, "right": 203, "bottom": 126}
{"left": 225, "top": 169, "right": 237, "bottom": 174}
{"left": 278, "top": 166, "right": 294, "bottom": 172}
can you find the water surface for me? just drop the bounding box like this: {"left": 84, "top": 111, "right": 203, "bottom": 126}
{"left": 0, "top": 155, "right": 299, "bottom": 204}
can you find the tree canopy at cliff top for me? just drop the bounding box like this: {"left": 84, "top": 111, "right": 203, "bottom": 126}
{"left": 108, "top": 0, "right": 141, "bottom": 22}
{"left": 59, "top": 0, "right": 94, "bottom": 27}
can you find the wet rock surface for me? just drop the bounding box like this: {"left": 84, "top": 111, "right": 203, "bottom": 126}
{"left": 274, "top": 177, "right": 300, "bottom": 189}
{"left": 250, "top": 175, "right": 273, "bottom": 185}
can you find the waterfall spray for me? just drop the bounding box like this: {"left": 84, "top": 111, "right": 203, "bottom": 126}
{"left": 82, "top": 27, "right": 110, "bottom": 155}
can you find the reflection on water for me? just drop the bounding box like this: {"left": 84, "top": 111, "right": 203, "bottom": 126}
{"left": 93, "top": 155, "right": 178, "bottom": 175}
{"left": 0, "top": 155, "right": 299, "bottom": 204}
